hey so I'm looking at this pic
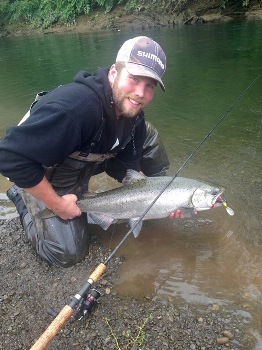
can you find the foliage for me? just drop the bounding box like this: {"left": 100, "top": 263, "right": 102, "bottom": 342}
{"left": 96, "top": 0, "right": 120, "bottom": 13}
{"left": 0, "top": 0, "right": 261, "bottom": 29}
{"left": 0, "top": 0, "right": 122, "bottom": 29}
{"left": 220, "top": 0, "right": 258, "bottom": 9}
{"left": 124, "top": 0, "right": 157, "bottom": 12}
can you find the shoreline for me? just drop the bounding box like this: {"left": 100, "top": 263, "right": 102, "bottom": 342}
{"left": 1, "top": 2, "right": 262, "bottom": 38}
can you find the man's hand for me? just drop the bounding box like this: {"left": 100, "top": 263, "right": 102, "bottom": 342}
{"left": 24, "top": 176, "right": 82, "bottom": 220}
{"left": 51, "top": 194, "right": 82, "bottom": 220}
{"left": 169, "top": 208, "right": 197, "bottom": 219}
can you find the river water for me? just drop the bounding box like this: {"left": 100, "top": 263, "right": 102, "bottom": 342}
{"left": 0, "top": 21, "right": 262, "bottom": 345}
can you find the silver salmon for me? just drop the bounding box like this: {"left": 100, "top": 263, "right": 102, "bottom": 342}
{"left": 38, "top": 170, "right": 227, "bottom": 237}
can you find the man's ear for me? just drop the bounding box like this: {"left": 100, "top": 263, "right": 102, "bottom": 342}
{"left": 108, "top": 64, "right": 117, "bottom": 86}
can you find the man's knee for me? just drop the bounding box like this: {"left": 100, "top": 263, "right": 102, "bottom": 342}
{"left": 35, "top": 215, "right": 90, "bottom": 267}
{"left": 35, "top": 235, "right": 89, "bottom": 267}
{"left": 22, "top": 210, "right": 90, "bottom": 267}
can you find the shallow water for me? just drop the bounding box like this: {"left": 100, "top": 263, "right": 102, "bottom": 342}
{"left": 0, "top": 21, "right": 262, "bottom": 345}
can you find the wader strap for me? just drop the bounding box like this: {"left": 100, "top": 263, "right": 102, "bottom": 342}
{"left": 44, "top": 152, "right": 115, "bottom": 191}
{"left": 68, "top": 152, "right": 115, "bottom": 162}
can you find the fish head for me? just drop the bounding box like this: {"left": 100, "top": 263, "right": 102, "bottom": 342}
{"left": 191, "top": 186, "right": 225, "bottom": 211}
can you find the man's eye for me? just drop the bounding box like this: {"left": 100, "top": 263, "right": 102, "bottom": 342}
{"left": 147, "top": 83, "right": 156, "bottom": 90}
{"left": 132, "top": 76, "right": 139, "bottom": 83}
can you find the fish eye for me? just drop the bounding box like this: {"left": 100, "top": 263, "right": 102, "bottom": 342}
{"left": 210, "top": 189, "right": 219, "bottom": 195}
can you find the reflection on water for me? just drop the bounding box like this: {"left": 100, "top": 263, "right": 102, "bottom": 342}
{"left": 153, "top": 224, "right": 262, "bottom": 308}
{"left": 0, "top": 21, "right": 262, "bottom": 345}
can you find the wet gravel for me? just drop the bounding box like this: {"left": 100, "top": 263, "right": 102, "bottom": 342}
{"left": 0, "top": 218, "right": 256, "bottom": 349}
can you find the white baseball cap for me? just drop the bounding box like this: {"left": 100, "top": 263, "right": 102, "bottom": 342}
{"left": 116, "top": 36, "right": 166, "bottom": 91}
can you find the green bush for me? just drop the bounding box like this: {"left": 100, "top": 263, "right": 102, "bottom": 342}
{"left": 0, "top": 0, "right": 123, "bottom": 29}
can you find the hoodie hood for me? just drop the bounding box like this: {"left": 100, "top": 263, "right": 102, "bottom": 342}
{"left": 74, "top": 68, "right": 115, "bottom": 119}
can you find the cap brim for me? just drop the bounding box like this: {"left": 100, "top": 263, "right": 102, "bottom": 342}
{"left": 125, "top": 62, "right": 165, "bottom": 92}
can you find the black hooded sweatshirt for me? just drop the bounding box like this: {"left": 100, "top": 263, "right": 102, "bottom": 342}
{"left": 0, "top": 68, "right": 146, "bottom": 188}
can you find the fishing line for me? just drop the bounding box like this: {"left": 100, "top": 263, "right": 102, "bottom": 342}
{"left": 108, "top": 223, "right": 117, "bottom": 251}
{"left": 105, "top": 74, "right": 261, "bottom": 264}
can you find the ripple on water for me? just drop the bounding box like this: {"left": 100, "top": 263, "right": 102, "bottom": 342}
{"left": 166, "top": 216, "right": 218, "bottom": 235}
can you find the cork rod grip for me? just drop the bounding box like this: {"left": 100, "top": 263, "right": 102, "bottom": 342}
{"left": 89, "top": 263, "right": 107, "bottom": 282}
{"left": 30, "top": 305, "right": 73, "bottom": 350}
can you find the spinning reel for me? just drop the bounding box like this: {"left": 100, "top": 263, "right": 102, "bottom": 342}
{"left": 47, "top": 289, "right": 101, "bottom": 321}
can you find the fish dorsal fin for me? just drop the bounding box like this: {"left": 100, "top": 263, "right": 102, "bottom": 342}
{"left": 122, "top": 169, "right": 147, "bottom": 186}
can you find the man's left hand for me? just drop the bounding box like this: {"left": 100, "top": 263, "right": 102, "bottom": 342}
{"left": 169, "top": 208, "right": 197, "bottom": 219}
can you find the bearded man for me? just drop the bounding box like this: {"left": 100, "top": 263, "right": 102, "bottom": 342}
{"left": 0, "top": 36, "right": 169, "bottom": 266}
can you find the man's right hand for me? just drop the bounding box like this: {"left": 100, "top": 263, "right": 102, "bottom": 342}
{"left": 51, "top": 194, "right": 82, "bottom": 220}
{"left": 24, "top": 176, "right": 82, "bottom": 220}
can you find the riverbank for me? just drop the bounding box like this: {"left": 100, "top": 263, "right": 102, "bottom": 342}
{"left": 0, "top": 217, "right": 257, "bottom": 349}
{"left": 1, "top": 1, "right": 262, "bottom": 38}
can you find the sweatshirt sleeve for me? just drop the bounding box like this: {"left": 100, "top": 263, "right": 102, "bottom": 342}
{"left": 0, "top": 85, "right": 102, "bottom": 188}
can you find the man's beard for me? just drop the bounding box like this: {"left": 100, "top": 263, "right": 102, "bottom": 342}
{"left": 112, "top": 77, "right": 143, "bottom": 118}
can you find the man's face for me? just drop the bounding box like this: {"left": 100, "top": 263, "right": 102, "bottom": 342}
{"left": 109, "top": 65, "right": 157, "bottom": 118}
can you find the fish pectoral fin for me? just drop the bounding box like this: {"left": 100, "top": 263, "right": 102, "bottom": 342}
{"left": 122, "top": 169, "right": 147, "bottom": 186}
{"left": 87, "top": 212, "right": 114, "bottom": 230}
{"left": 129, "top": 218, "right": 143, "bottom": 238}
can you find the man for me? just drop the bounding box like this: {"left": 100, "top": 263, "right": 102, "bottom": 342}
{"left": 0, "top": 36, "right": 169, "bottom": 267}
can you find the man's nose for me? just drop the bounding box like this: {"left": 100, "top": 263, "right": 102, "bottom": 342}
{"left": 134, "top": 83, "right": 145, "bottom": 98}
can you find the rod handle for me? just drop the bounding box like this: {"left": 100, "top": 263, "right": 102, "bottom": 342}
{"left": 30, "top": 305, "right": 73, "bottom": 350}
{"left": 89, "top": 263, "right": 106, "bottom": 282}
{"left": 30, "top": 263, "right": 107, "bottom": 349}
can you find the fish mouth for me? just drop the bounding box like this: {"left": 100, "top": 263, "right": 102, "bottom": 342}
{"left": 211, "top": 194, "right": 226, "bottom": 208}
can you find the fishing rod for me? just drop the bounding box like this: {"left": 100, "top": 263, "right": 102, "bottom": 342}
{"left": 30, "top": 74, "right": 260, "bottom": 350}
